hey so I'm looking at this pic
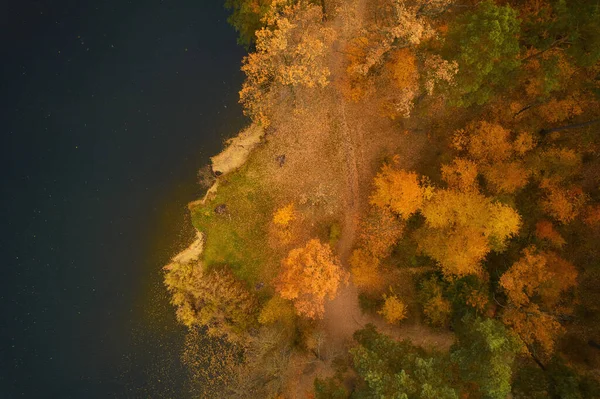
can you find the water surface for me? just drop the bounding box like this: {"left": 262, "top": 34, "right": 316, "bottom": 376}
{"left": 1, "top": 1, "right": 247, "bottom": 396}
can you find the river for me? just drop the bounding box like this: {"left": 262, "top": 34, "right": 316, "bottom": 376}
{"left": 0, "top": 0, "right": 246, "bottom": 397}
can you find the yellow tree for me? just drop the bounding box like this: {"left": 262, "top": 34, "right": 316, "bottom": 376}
{"left": 379, "top": 294, "right": 408, "bottom": 324}
{"left": 417, "top": 189, "right": 521, "bottom": 277}
{"left": 239, "top": 0, "right": 335, "bottom": 126}
{"left": 274, "top": 239, "right": 348, "bottom": 319}
{"left": 273, "top": 203, "right": 295, "bottom": 227}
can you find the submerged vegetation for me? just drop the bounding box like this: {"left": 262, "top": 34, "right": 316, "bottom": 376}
{"left": 164, "top": 0, "right": 600, "bottom": 397}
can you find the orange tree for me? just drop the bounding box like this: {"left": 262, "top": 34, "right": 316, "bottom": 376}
{"left": 274, "top": 239, "right": 348, "bottom": 319}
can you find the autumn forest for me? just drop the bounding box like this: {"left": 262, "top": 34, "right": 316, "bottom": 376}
{"left": 164, "top": 0, "right": 600, "bottom": 397}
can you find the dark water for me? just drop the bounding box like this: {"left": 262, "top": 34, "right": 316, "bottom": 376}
{"left": 1, "top": 1, "right": 247, "bottom": 397}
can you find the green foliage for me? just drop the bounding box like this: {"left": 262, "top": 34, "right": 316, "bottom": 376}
{"left": 314, "top": 377, "right": 349, "bottom": 399}
{"left": 350, "top": 324, "right": 459, "bottom": 399}
{"left": 512, "top": 357, "right": 600, "bottom": 399}
{"left": 417, "top": 274, "right": 452, "bottom": 327}
{"left": 329, "top": 222, "right": 342, "bottom": 246}
{"left": 523, "top": 0, "right": 600, "bottom": 67}
{"left": 451, "top": 316, "right": 521, "bottom": 399}
{"left": 225, "top": 0, "right": 272, "bottom": 48}
{"left": 358, "top": 292, "right": 385, "bottom": 314}
{"left": 191, "top": 165, "right": 275, "bottom": 285}
{"left": 445, "top": 0, "right": 521, "bottom": 107}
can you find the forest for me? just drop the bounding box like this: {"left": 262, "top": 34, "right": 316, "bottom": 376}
{"left": 164, "top": 0, "right": 600, "bottom": 397}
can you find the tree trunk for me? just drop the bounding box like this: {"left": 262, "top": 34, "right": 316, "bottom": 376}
{"left": 541, "top": 118, "right": 600, "bottom": 135}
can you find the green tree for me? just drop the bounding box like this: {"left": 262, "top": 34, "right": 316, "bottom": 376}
{"left": 451, "top": 316, "right": 521, "bottom": 399}
{"left": 522, "top": 0, "right": 600, "bottom": 67}
{"left": 350, "top": 324, "right": 459, "bottom": 399}
{"left": 314, "top": 377, "right": 348, "bottom": 399}
{"left": 445, "top": 0, "right": 521, "bottom": 106}
{"left": 225, "top": 0, "right": 272, "bottom": 48}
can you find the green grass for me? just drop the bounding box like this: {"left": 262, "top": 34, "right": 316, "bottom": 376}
{"left": 191, "top": 161, "right": 276, "bottom": 287}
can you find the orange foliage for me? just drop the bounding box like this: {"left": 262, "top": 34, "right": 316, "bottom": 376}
{"left": 541, "top": 183, "right": 587, "bottom": 224}
{"left": 501, "top": 247, "right": 577, "bottom": 308}
{"left": 500, "top": 246, "right": 548, "bottom": 308}
{"left": 482, "top": 161, "right": 530, "bottom": 194}
{"left": 512, "top": 132, "right": 537, "bottom": 155}
{"left": 500, "top": 247, "right": 577, "bottom": 355}
{"left": 370, "top": 165, "right": 430, "bottom": 219}
{"left": 584, "top": 205, "right": 600, "bottom": 226}
{"left": 502, "top": 304, "right": 563, "bottom": 355}
{"left": 389, "top": 48, "right": 418, "bottom": 89}
{"left": 535, "top": 220, "right": 566, "bottom": 248}
{"left": 466, "top": 289, "right": 490, "bottom": 313}
{"left": 274, "top": 239, "right": 348, "bottom": 319}
{"left": 358, "top": 207, "right": 404, "bottom": 259}
{"left": 378, "top": 48, "right": 420, "bottom": 119}
{"left": 453, "top": 121, "right": 513, "bottom": 164}
{"left": 537, "top": 95, "right": 584, "bottom": 124}
{"left": 441, "top": 158, "right": 478, "bottom": 191}
{"left": 540, "top": 252, "right": 578, "bottom": 308}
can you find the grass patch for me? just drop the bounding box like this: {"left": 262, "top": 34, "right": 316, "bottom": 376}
{"left": 191, "top": 161, "right": 276, "bottom": 287}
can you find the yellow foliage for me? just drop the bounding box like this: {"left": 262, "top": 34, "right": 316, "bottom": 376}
{"left": 379, "top": 294, "right": 408, "bottom": 324}
{"left": 258, "top": 295, "right": 295, "bottom": 325}
{"left": 239, "top": 1, "right": 335, "bottom": 126}
{"left": 424, "top": 295, "right": 452, "bottom": 327}
{"left": 389, "top": 48, "right": 418, "bottom": 89}
{"left": 421, "top": 189, "right": 521, "bottom": 242}
{"left": 417, "top": 225, "right": 488, "bottom": 277}
{"left": 487, "top": 202, "right": 523, "bottom": 247}
{"left": 418, "top": 189, "right": 520, "bottom": 277}
{"left": 370, "top": 165, "right": 428, "bottom": 218}
{"left": 350, "top": 249, "right": 382, "bottom": 291}
{"left": 274, "top": 239, "right": 348, "bottom": 319}
{"left": 273, "top": 203, "right": 295, "bottom": 227}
